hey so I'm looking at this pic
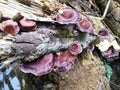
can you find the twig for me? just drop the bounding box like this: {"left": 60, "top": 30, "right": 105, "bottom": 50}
{"left": 97, "top": 0, "right": 111, "bottom": 20}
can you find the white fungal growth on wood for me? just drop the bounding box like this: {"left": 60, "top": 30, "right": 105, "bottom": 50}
{"left": 96, "top": 39, "right": 120, "bottom": 52}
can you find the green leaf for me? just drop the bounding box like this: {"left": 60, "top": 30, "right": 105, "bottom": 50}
{"left": 104, "top": 64, "right": 112, "bottom": 81}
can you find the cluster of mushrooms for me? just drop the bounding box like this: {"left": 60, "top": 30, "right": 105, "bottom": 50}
{"left": 0, "top": 19, "right": 37, "bottom": 35}
{"left": 0, "top": 8, "right": 119, "bottom": 76}
{"left": 20, "top": 42, "right": 82, "bottom": 76}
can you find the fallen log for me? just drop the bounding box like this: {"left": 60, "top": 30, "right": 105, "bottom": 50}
{"left": 0, "top": 0, "right": 117, "bottom": 90}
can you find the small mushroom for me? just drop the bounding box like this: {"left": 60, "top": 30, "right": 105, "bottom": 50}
{"left": 53, "top": 51, "right": 77, "bottom": 72}
{"left": 19, "top": 19, "right": 37, "bottom": 31}
{"left": 98, "top": 28, "right": 110, "bottom": 37}
{"left": 19, "top": 54, "right": 53, "bottom": 76}
{"left": 87, "top": 43, "right": 95, "bottom": 51}
{"left": 68, "top": 42, "right": 83, "bottom": 55}
{"left": 101, "top": 47, "right": 119, "bottom": 58}
{"left": 0, "top": 20, "right": 20, "bottom": 35}
{"left": 76, "top": 18, "right": 93, "bottom": 33}
{"left": 56, "top": 8, "right": 79, "bottom": 24}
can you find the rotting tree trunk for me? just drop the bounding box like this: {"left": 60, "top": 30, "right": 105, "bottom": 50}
{"left": 0, "top": 0, "right": 116, "bottom": 90}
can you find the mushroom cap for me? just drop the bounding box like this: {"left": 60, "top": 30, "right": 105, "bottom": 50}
{"left": 19, "top": 19, "right": 37, "bottom": 31}
{"left": 101, "top": 47, "right": 119, "bottom": 58}
{"left": 76, "top": 18, "right": 93, "bottom": 33}
{"left": 19, "top": 54, "right": 53, "bottom": 76}
{"left": 53, "top": 51, "right": 77, "bottom": 72}
{"left": 0, "top": 20, "right": 20, "bottom": 35}
{"left": 87, "top": 43, "right": 95, "bottom": 51}
{"left": 68, "top": 42, "right": 83, "bottom": 55}
{"left": 56, "top": 8, "right": 79, "bottom": 24}
{"left": 98, "top": 28, "right": 110, "bottom": 37}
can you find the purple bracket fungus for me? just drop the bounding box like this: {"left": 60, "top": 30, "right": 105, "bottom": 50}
{"left": 76, "top": 18, "right": 93, "bottom": 33}
{"left": 19, "top": 19, "right": 37, "bottom": 31}
{"left": 98, "top": 28, "right": 110, "bottom": 37}
{"left": 0, "top": 20, "right": 20, "bottom": 35}
{"left": 19, "top": 54, "right": 53, "bottom": 76}
{"left": 53, "top": 51, "right": 77, "bottom": 72}
{"left": 56, "top": 8, "right": 79, "bottom": 24}
{"left": 68, "top": 42, "right": 83, "bottom": 55}
{"left": 101, "top": 47, "right": 119, "bottom": 58}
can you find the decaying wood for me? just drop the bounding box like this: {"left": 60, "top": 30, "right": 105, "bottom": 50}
{"left": 0, "top": 0, "right": 65, "bottom": 22}
{"left": 0, "top": 0, "right": 99, "bottom": 65}
{"left": 0, "top": 23, "right": 96, "bottom": 63}
{"left": 0, "top": 0, "right": 115, "bottom": 90}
